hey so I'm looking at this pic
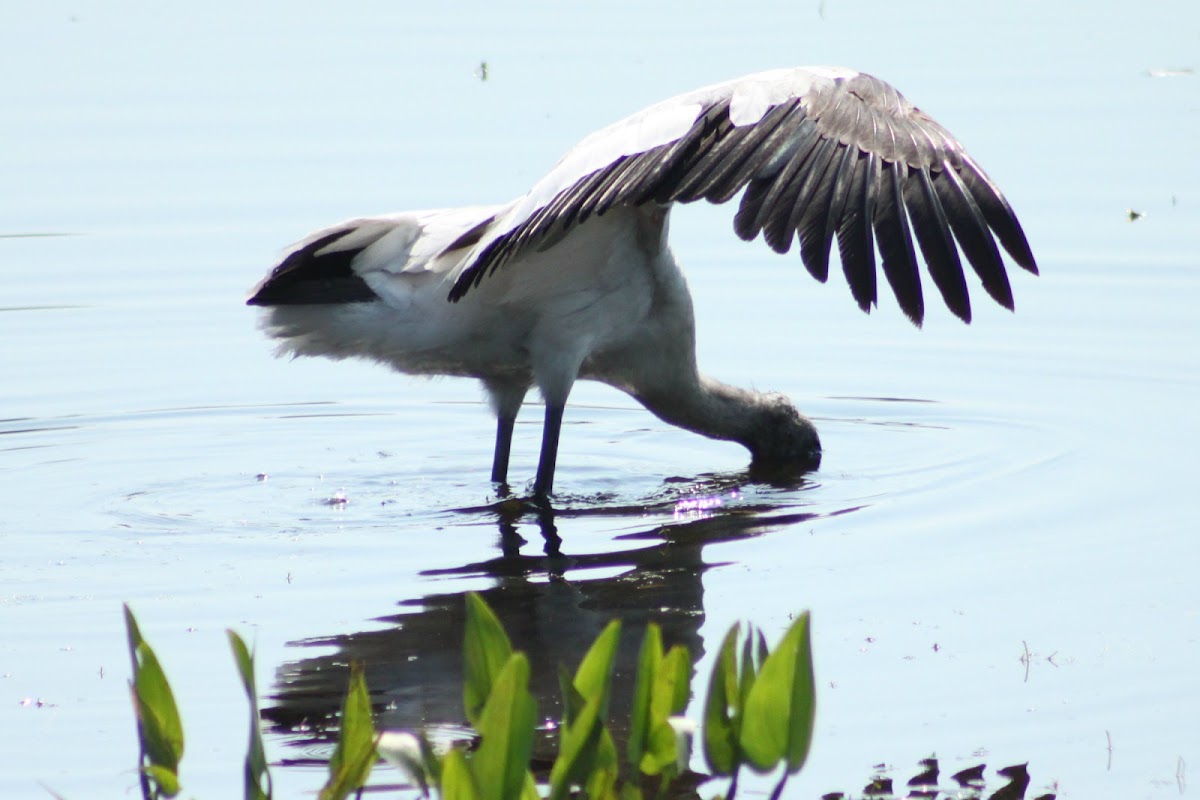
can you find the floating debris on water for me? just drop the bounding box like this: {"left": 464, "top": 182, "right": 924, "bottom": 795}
{"left": 1147, "top": 67, "right": 1194, "bottom": 78}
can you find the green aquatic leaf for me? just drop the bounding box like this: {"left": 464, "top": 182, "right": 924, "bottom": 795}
{"left": 472, "top": 653, "right": 536, "bottom": 800}
{"left": 319, "top": 662, "right": 377, "bottom": 800}
{"left": 781, "top": 613, "right": 815, "bottom": 773}
{"left": 659, "top": 644, "right": 690, "bottom": 717}
{"left": 554, "top": 621, "right": 626, "bottom": 798}
{"left": 227, "top": 630, "right": 272, "bottom": 800}
{"left": 627, "top": 623, "right": 662, "bottom": 772}
{"left": 645, "top": 642, "right": 694, "bottom": 776}
{"left": 124, "top": 605, "right": 184, "bottom": 798}
{"left": 557, "top": 663, "right": 617, "bottom": 795}
{"left": 549, "top": 690, "right": 605, "bottom": 800}
{"left": 572, "top": 620, "right": 621, "bottom": 717}
{"left": 639, "top": 716, "right": 679, "bottom": 776}
{"left": 463, "top": 593, "right": 514, "bottom": 727}
{"left": 739, "top": 612, "right": 816, "bottom": 774}
{"left": 440, "top": 749, "right": 482, "bottom": 800}
{"left": 130, "top": 651, "right": 183, "bottom": 771}
{"left": 584, "top": 759, "right": 619, "bottom": 800}
{"left": 702, "top": 623, "right": 740, "bottom": 776}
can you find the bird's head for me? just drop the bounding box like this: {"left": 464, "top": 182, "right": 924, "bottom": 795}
{"left": 744, "top": 393, "right": 822, "bottom": 476}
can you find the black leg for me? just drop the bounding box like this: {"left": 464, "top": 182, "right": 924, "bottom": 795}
{"left": 533, "top": 402, "right": 565, "bottom": 498}
{"left": 491, "top": 411, "right": 516, "bottom": 485}
{"left": 483, "top": 379, "right": 527, "bottom": 488}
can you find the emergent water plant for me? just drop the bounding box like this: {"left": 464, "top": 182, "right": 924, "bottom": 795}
{"left": 123, "top": 594, "right": 816, "bottom": 800}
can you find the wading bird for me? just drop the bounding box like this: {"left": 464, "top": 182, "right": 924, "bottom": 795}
{"left": 247, "top": 67, "right": 1037, "bottom": 497}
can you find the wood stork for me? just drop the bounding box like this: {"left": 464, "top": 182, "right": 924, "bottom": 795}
{"left": 247, "top": 67, "right": 1037, "bottom": 497}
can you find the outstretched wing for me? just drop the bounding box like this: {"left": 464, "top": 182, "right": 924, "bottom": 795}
{"left": 448, "top": 67, "right": 1037, "bottom": 325}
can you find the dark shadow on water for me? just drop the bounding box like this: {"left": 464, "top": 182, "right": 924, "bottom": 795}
{"left": 263, "top": 472, "right": 859, "bottom": 775}
{"left": 259, "top": 473, "right": 1053, "bottom": 799}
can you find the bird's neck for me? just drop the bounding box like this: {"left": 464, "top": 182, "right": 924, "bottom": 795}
{"left": 636, "top": 375, "right": 771, "bottom": 451}
{"left": 634, "top": 373, "right": 820, "bottom": 470}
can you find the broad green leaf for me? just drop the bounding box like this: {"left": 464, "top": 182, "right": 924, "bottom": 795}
{"left": 652, "top": 642, "right": 691, "bottom": 724}
{"left": 440, "top": 749, "right": 482, "bottom": 800}
{"left": 584, "top": 760, "right": 619, "bottom": 800}
{"left": 562, "top": 618, "right": 623, "bottom": 794}
{"left": 227, "top": 631, "right": 272, "bottom": 800}
{"left": 134, "top": 648, "right": 183, "bottom": 767}
{"left": 463, "top": 593, "right": 514, "bottom": 727}
{"left": 638, "top": 718, "right": 678, "bottom": 776}
{"left": 781, "top": 613, "right": 816, "bottom": 772}
{"left": 626, "top": 623, "right": 663, "bottom": 771}
{"left": 702, "top": 624, "right": 740, "bottom": 775}
{"left": 658, "top": 645, "right": 691, "bottom": 717}
{"left": 593, "top": 728, "right": 619, "bottom": 785}
{"left": 739, "top": 613, "right": 816, "bottom": 773}
{"left": 640, "top": 641, "right": 693, "bottom": 777}
{"left": 572, "top": 620, "right": 621, "bottom": 718}
{"left": 130, "top": 655, "right": 183, "bottom": 771}
{"left": 558, "top": 655, "right": 619, "bottom": 794}
{"left": 472, "top": 653, "right": 537, "bottom": 800}
{"left": 319, "top": 663, "right": 377, "bottom": 800}
{"left": 129, "top": 641, "right": 184, "bottom": 772}
{"left": 549, "top": 690, "right": 605, "bottom": 800}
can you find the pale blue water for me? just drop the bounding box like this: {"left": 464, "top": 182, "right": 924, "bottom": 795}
{"left": 2, "top": 1, "right": 1198, "bottom": 798}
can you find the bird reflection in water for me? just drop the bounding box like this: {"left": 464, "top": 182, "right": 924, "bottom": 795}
{"left": 262, "top": 476, "right": 832, "bottom": 789}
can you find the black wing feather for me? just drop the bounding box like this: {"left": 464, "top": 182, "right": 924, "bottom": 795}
{"left": 449, "top": 70, "right": 1037, "bottom": 323}
{"left": 836, "top": 151, "right": 878, "bottom": 313}
{"left": 248, "top": 229, "right": 378, "bottom": 306}
{"left": 735, "top": 120, "right": 823, "bottom": 248}
{"left": 904, "top": 166, "right": 971, "bottom": 322}
{"left": 873, "top": 161, "right": 924, "bottom": 325}
{"left": 671, "top": 120, "right": 756, "bottom": 203}
{"left": 932, "top": 164, "right": 1013, "bottom": 310}
{"left": 958, "top": 153, "right": 1038, "bottom": 273}
{"left": 794, "top": 140, "right": 847, "bottom": 282}
{"left": 697, "top": 100, "right": 804, "bottom": 203}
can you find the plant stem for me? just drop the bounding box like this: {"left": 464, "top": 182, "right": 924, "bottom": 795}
{"left": 767, "top": 771, "right": 789, "bottom": 800}
{"left": 726, "top": 765, "right": 741, "bottom": 800}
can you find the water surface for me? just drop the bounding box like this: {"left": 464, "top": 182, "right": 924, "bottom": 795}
{"left": 2, "top": 1, "right": 1198, "bottom": 797}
